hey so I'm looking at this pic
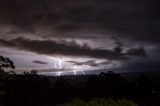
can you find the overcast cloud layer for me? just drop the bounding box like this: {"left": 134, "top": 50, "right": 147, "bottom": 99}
{"left": 0, "top": 0, "right": 160, "bottom": 74}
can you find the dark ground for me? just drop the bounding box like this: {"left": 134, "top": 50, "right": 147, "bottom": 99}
{"left": 1, "top": 71, "right": 160, "bottom": 106}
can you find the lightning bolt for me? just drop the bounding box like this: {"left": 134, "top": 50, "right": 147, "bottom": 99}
{"left": 81, "top": 65, "right": 86, "bottom": 75}
{"left": 72, "top": 65, "right": 86, "bottom": 75}
{"left": 52, "top": 57, "right": 90, "bottom": 76}
{"left": 54, "top": 57, "right": 66, "bottom": 69}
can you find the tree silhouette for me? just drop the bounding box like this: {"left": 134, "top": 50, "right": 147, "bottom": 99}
{"left": 30, "top": 69, "right": 38, "bottom": 75}
{"left": 0, "top": 55, "right": 15, "bottom": 72}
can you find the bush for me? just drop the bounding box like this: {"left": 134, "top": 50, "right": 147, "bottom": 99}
{"left": 60, "top": 98, "right": 139, "bottom": 106}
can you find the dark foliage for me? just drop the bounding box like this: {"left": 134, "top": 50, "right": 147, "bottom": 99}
{"left": 0, "top": 55, "right": 15, "bottom": 72}
{"left": 1, "top": 71, "right": 160, "bottom": 106}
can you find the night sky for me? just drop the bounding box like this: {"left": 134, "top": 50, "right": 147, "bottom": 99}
{"left": 0, "top": 0, "right": 160, "bottom": 75}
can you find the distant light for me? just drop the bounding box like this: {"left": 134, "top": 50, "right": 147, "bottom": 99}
{"left": 56, "top": 71, "right": 62, "bottom": 76}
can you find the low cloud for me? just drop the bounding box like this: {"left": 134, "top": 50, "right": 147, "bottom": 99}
{"left": 127, "top": 47, "right": 147, "bottom": 57}
{"left": 67, "top": 60, "right": 98, "bottom": 67}
{"left": 67, "top": 60, "right": 112, "bottom": 67}
{"left": 0, "top": 37, "right": 128, "bottom": 60}
{"left": 33, "top": 60, "right": 48, "bottom": 65}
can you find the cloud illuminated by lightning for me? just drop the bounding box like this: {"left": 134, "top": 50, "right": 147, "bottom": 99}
{"left": 56, "top": 71, "right": 62, "bottom": 76}
{"left": 43, "top": 57, "right": 93, "bottom": 76}
{"left": 71, "top": 65, "right": 91, "bottom": 75}
{"left": 53, "top": 57, "right": 70, "bottom": 75}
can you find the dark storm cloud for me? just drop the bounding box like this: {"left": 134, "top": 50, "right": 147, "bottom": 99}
{"left": 67, "top": 60, "right": 112, "bottom": 67}
{"left": 0, "top": 37, "right": 128, "bottom": 60}
{"left": 112, "top": 41, "right": 148, "bottom": 57}
{"left": 0, "top": 39, "right": 16, "bottom": 47}
{"left": 33, "top": 60, "right": 48, "bottom": 64}
{"left": 67, "top": 60, "right": 97, "bottom": 66}
{"left": 127, "top": 47, "right": 147, "bottom": 57}
{"left": 0, "top": 0, "right": 160, "bottom": 43}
